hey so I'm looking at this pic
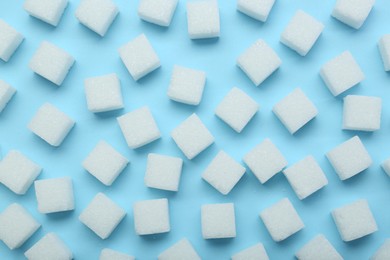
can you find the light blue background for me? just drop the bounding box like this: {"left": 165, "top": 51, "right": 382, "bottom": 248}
{"left": 1, "top": 0, "right": 390, "bottom": 259}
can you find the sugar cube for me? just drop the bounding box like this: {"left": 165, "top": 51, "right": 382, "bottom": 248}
{"left": 0, "top": 80, "right": 16, "bottom": 113}
{"left": 158, "top": 238, "right": 201, "bottom": 260}
{"left": 243, "top": 138, "right": 287, "bottom": 184}
{"left": 326, "top": 136, "right": 372, "bottom": 180}
{"left": 0, "top": 19, "right": 24, "bottom": 62}
{"left": 144, "top": 153, "right": 183, "bottom": 192}
{"left": 215, "top": 87, "right": 259, "bottom": 133}
{"left": 237, "top": 0, "right": 275, "bottom": 22}
{"left": 34, "top": 177, "right": 74, "bottom": 214}
{"left": 381, "top": 157, "right": 390, "bottom": 177}
{"left": 186, "top": 0, "right": 220, "bottom": 39}
{"left": 259, "top": 198, "right": 304, "bottom": 242}
{"left": 79, "top": 193, "right": 126, "bottom": 239}
{"left": 100, "top": 248, "right": 135, "bottom": 260}
{"left": 320, "top": 51, "right": 364, "bottom": 96}
{"left": 118, "top": 34, "right": 160, "bottom": 81}
{"left": 232, "top": 243, "right": 269, "bottom": 260}
{"left": 133, "top": 198, "right": 170, "bottom": 235}
{"left": 0, "top": 150, "right": 41, "bottom": 195}
{"left": 201, "top": 203, "right": 236, "bottom": 239}
{"left": 202, "top": 150, "right": 246, "bottom": 195}
{"left": 167, "top": 65, "right": 206, "bottom": 106}
{"left": 171, "top": 113, "right": 214, "bottom": 160}
{"left": 296, "top": 234, "right": 343, "bottom": 260}
{"left": 237, "top": 39, "right": 281, "bottom": 86}
{"left": 24, "top": 233, "right": 72, "bottom": 260}
{"left": 24, "top": 0, "right": 68, "bottom": 26}
{"left": 138, "top": 0, "right": 178, "bottom": 27}
{"left": 332, "top": 0, "right": 375, "bottom": 29}
{"left": 75, "top": 0, "right": 118, "bottom": 36}
{"left": 343, "top": 95, "right": 382, "bottom": 132}
{"left": 28, "top": 103, "right": 75, "bottom": 147}
{"left": 117, "top": 106, "right": 161, "bottom": 149}
{"left": 0, "top": 203, "right": 40, "bottom": 250}
{"left": 273, "top": 88, "right": 318, "bottom": 134}
{"left": 371, "top": 239, "right": 390, "bottom": 260}
{"left": 332, "top": 199, "right": 377, "bottom": 242}
{"left": 378, "top": 35, "right": 390, "bottom": 71}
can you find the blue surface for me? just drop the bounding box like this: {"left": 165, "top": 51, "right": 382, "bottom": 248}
{"left": 1, "top": 0, "right": 390, "bottom": 259}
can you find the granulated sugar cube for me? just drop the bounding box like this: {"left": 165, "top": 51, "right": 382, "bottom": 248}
{"left": 280, "top": 10, "right": 324, "bottom": 56}
{"left": 381, "top": 157, "right": 390, "bottom": 177}
{"left": 378, "top": 35, "right": 390, "bottom": 71}
{"left": 100, "top": 248, "right": 135, "bottom": 260}
{"left": 133, "top": 198, "right": 170, "bottom": 235}
{"left": 243, "top": 138, "right": 287, "bottom": 184}
{"left": 28, "top": 103, "right": 75, "bottom": 147}
{"left": 237, "top": 0, "right": 275, "bottom": 22}
{"left": 144, "top": 153, "right": 183, "bottom": 192}
{"left": 167, "top": 65, "right": 206, "bottom": 106}
{"left": 283, "top": 155, "right": 328, "bottom": 200}
{"left": 202, "top": 150, "right": 246, "bottom": 195}
{"left": 237, "top": 39, "right": 281, "bottom": 86}
{"left": 119, "top": 34, "right": 160, "bottom": 81}
{"left": 0, "top": 150, "right": 41, "bottom": 195}
{"left": 215, "top": 87, "right": 259, "bottom": 133}
{"left": 24, "top": 233, "right": 72, "bottom": 260}
{"left": 320, "top": 51, "right": 364, "bottom": 96}
{"left": 332, "top": 199, "right": 377, "bottom": 242}
{"left": 0, "top": 19, "right": 24, "bottom": 62}
{"left": 171, "top": 113, "right": 214, "bottom": 160}
{"left": 0, "top": 203, "right": 40, "bottom": 250}
{"left": 75, "top": 0, "right": 118, "bottom": 36}
{"left": 138, "top": 0, "right": 178, "bottom": 27}
{"left": 295, "top": 234, "right": 342, "bottom": 260}
{"left": 232, "top": 243, "right": 269, "bottom": 260}
{"left": 326, "top": 136, "right": 372, "bottom": 180}
{"left": 83, "top": 141, "right": 129, "bottom": 186}
{"left": 259, "top": 198, "right": 304, "bottom": 242}
{"left": 201, "top": 203, "right": 236, "bottom": 239}
{"left": 371, "top": 239, "right": 390, "bottom": 260}
{"left": 158, "top": 238, "right": 200, "bottom": 260}
{"left": 34, "top": 177, "right": 74, "bottom": 214}
{"left": 0, "top": 80, "right": 16, "bottom": 113}
{"left": 23, "top": 0, "right": 68, "bottom": 26}
{"left": 186, "top": 0, "right": 220, "bottom": 39}
{"left": 332, "top": 0, "right": 374, "bottom": 29}
{"left": 79, "top": 192, "right": 126, "bottom": 239}
{"left": 273, "top": 88, "right": 318, "bottom": 134}
{"left": 343, "top": 95, "right": 382, "bottom": 132}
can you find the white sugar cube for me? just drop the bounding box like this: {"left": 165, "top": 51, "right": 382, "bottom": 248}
{"left": 144, "top": 153, "right": 183, "bottom": 192}
{"left": 83, "top": 141, "right": 129, "bottom": 186}
{"left": 34, "top": 177, "right": 74, "bottom": 214}
{"left": 138, "top": 0, "right": 178, "bottom": 27}
{"left": 332, "top": 0, "right": 374, "bottom": 29}
{"left": 237, "top": 39, "right": 281, "bottom": 86}
{"left": 187, "top": 0, "right": 220, "bottom": 39}
{"left": 201, "top": 203, "right": 236, "bottom": 239}
{"left": 326, "top": 136, "right": 372, "bottom": 180}
{"left": 119, "top": 34, "right": 160, "bottom": 81}
{"left": 117, "top": 106, "right": 161, "bottom": 149}
{"left": 79, "top": 192, "right": 126, "bottom": 239}
{"left": 296, "top": 234, "right": 342, "bottom": 260}
{"left": 332, "top": 199, "right": 377, "bottom": 242}
{"left": 280, "top": 10, "right": 324, "bottom": 56}
{"left": 0, "top": 150, "right": 41, "bottom": 195}
{"left": 24, "top": 0, "right": 68, "bottom": 26}
{"left": 232, "top": 243, "right": 269, "bottom": 260}
{"left": 0, "top": 203, "right": 40, "bottom": 250}
{"left": 260, "top": 198, "right": 304, "bottom": 242}
{"left": 283, "top": 156, "right": 328, "bottom": 200}
{"left": 371, "top": 239, "right": 390, "bottom": 260}
{"left": 100, "top": 248, "right": 135, "bottom": 260}
{"left": 28, "top": 103, "right": 75, "bottom": 147}
{"left": 24, "top": 233, "right": 72, "bottom": 260}
{"left": 243, "top": 138, "right": 287, "bottom": 184}
{"left": 158, "top": 238, "right": 200, "bottom": 260}
{"left": 167, "top": 65, "right": 206, "bottom": 106}
{"left": 202, "top": 150, "right": 246, "bottom": 195}
{"left": 320, "top": 51, "right": 364, "bottom": 96}
{"left": 75, "top": 0, "right": 118, "bottom": 36}
{"left": 272, "top": 88, "right": 318, "bottom": 134}
{"left": 171, "top": 113, "right": 214, "bottom": 160}
{"left": 237, "top": 0, "right": 275, "bottom": 22}
{"left": 215, "top": 87, "right": 259, "bottom": 133}
{"left": 378, "top": 35, "right": 390, "bottom": 71}
{"left": 381, "top": 158, "right": 390, "bottom": 177}
{"left": 0, "top": 19, "right": 24, "bottom": 62}
{"left": 133, "top": 198, "right": 170, "bottom": 235}
{"left": 343, "top": 95, "right": 382, "bottom": 132}
{"left": 0, "top": 80, "right": 16, "bottom": 113}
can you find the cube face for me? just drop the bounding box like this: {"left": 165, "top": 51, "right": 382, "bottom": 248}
{"left": 237, "top": 0, "right": 275, "bottom": 22}
{"left": 0, "top": 19, "right": 24, "bottom": 62}
{"left": 133, "top": 198, "right": 170, "bottom": 235}
{"left": 381, "top": 158, "right": 390, "bottom": 177}
{"left": 232, "top": 243, "right": 269, "bottom": 260}
{"left": 100, "top": 249, "right": 135, "bottom": 260}
{"left": 378, "top": 35, "right": 390, "bottom": 71}
{"left": 0, "top": 80, "right": 16, "bottom": 113}
{"left": 296, "top": 234, "right": 342, "bottom": 260}
{"left": 371, "top": 239, "right": 390, "bottom": 260}
{"left": 24, "top": 233, "right": 73, "bottom": 260}
{"left": 237, "top": 39, "right": 281, "bottom": 86}
{"left": 332, "top": 0, "right": 374, "bottom": 29}
{"left": 332, "top": 199, "right": 378, "bottom": 242}
{"left": 187, "top": 0, "right": 220, "bottom": 39}
{"left": 273, "top": 88, "right": 318, "bottom": 134}
{"left": 119, "top": 34, "right": 160, "bottom": 81}
{"left": 215, "top": 87, "right": 259, "bottom": 133}
{"left": 158, "top": 238, "right": 201, "bottom": 260}
{"left": 138, "top": 0, "right": 178, "bottom": 27}
{"left": 23, "top": 0, "right": 68, "bottom": 26}
{"left": 201, "top": 203, "right": 236, "bottom": 239}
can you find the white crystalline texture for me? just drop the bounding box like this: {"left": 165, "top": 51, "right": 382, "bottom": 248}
{"left": 158, "top": 238, "right": 201, "bottom": 260}
{"left": 201, "top": 203, "right": 236, "bottom": 239}
{"left": 371, "top": 239, "right": 390, "bottom": 260}
{"left": 295, "top": 234, "right": 343, "bottom": 260}
{"left": 237, "top": 0, "right": 275, "bottom": 22}
{"left": 133, "top": 198, "right": 170, "bottom": 235}
{"left": 332, "top": 0, "right": 375, "bottom": 29}
{"left": 138, "top": 0, "right": 178, "bottom": 27}
{"left": 187, "top": 0, "right": 220, "bottom": 39}
{"left": 100, "top": 248, "right": 135, "bottom": 260}
{"left": 23, "top": 0, "right": 68, "bottom": 26}
{"left": 0, "top": 19, "right": 24, "bottom": 62}
{"left": 232, "top": 243, "right": 269, "bottom": 260}
{"left": 381, "top": 158, "right": 390, "bottom": 177}
{"left": 378, "top": 35, "right": 390, "bottom": 71}
{"left": 0, "top": 80, "right": 16, "bottom": 113}
{"left": 24, "top": 233, "right": 73, "bottom": 260}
